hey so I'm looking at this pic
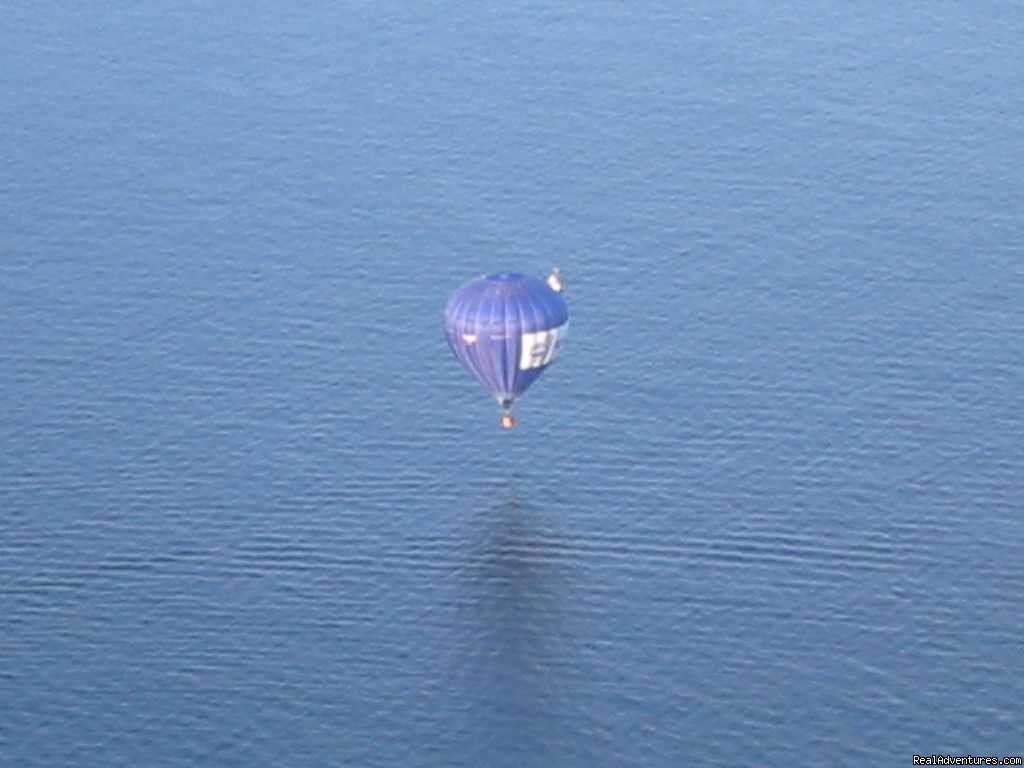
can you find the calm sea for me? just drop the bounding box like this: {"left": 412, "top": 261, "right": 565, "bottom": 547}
{"left": 2, "top": 1, "right": 1023, "bottom": 765}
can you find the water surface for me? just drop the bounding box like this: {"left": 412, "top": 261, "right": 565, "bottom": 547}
{"left": 2, "top": 1, "right": 1023, "bottom": 765}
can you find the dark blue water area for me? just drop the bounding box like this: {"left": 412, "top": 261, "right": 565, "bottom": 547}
{"left": 2, "top": 1, "right": 1023, "bottom": 765}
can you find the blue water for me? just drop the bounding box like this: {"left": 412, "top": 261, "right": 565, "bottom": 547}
{"left": 3, "top": 1, "right": 1023, "bottom": 765}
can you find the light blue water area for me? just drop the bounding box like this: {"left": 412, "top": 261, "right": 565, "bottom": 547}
{"left": 2, "top": 1, "right": 1023, "bottom": 765}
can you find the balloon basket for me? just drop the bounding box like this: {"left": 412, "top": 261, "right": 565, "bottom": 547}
{"left": 500, "top": 413, "right": 517, "bottom": 429}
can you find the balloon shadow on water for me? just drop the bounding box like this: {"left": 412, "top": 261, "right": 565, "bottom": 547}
{"left": 450, "top": 488, "right": 582, "bottom": 767}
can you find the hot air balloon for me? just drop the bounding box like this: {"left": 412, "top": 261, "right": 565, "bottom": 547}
{"left": 443, "top": 269, "right": 569, "bottom": 428}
